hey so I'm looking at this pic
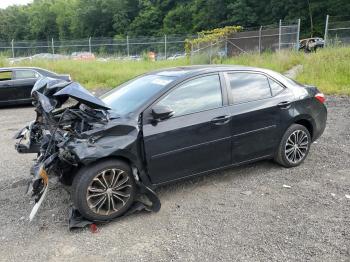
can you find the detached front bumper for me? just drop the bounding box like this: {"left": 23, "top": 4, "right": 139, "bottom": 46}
{"left": 28, "top": 165, "right": 49, "bottom": 221}
{"left": 14, "top": 123, "right": 41, "bottom": 154}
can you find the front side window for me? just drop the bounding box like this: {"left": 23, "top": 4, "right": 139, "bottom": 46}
{"left": 0, "top": 71, "right": 12, "bottom": 81}
{"left": 14, "top": 70, "right": 38, "bottom": 79}
{"left": 157, "top": 74, "right": 222, "bottom": 117}
{"left": 228, "top": 72, "right": 271, "bottom": 104}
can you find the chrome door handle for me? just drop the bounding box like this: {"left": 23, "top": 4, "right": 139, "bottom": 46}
{"left": 277, "top": 101, "right": 291, "bottom": 109}
{"left": 211, "top": 115, "right": 230, "bottom": 125}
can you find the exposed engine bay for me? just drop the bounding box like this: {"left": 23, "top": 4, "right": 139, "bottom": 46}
{"left": 15, "top": 77, "right": 159, "bottom": 225}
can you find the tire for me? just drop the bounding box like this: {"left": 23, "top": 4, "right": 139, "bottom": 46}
{"left": 72, "top": 159, "right": 136, "bottom": 221}
{"left": 274, "top": 124, "right": 311, "bottom": 168}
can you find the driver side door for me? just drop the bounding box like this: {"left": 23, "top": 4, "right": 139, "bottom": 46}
{"left": 142, "top": 74, "right": 232, "bottom": 185}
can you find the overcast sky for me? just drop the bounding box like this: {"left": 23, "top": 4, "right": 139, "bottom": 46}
{"left": 0, "top": 0, "right": 33, "bottom": 9}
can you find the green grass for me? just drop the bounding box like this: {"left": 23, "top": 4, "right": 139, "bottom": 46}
{"left": 1, "top": 47, "right": 349, "bottom": 95}
{"left": 221, "top": 47, "right": 350, "bottom": 95}
{"left": 295, "top": 47, "right": 350, "bottom": 95}
{"left": 4, "top": 58, "right": 190, "bottom": 89}
{"left": 222, "top": 50, "right": 304, "bottom": 73}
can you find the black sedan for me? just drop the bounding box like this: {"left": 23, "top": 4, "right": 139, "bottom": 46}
{"left": 15, "top": 65, "right": 327, "bottom": 222}
{"left": 0, "top": 67, "right": 70, "bottom": 105}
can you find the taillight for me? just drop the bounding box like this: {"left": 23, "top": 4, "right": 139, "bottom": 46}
{"left": 315, "top": 93, "right": 325, "bottom": 103}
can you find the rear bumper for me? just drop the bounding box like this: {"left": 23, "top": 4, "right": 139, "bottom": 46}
{"left": 312, "top": 103, "right": 327, "bottom": 141}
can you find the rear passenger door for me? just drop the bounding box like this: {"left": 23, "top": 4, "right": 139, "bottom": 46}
{"left": 224, "top": 71, "right": 294, "bottom": 163}
{"left": 12, "top": 69, "right": 40, "bottom": 100}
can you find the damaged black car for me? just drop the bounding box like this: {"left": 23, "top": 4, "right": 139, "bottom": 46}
{"left": 15, "top": 66, "right": 327, "bottom": 222}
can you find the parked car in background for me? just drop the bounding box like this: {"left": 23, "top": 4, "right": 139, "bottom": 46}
{"left": 299, "top": 37, "right": 325, "bottom": 52}
{"left": 8, "top": 53, "right": 69, "bottom": 65}
{"left": 15, "top": 65, "right": 327, "bottom": 222}
{"left": 31, "top": 53, "right": 69, "bottom": 60}
{"left": 0, "top": 67, "right": 71, "bottom": 106}
{"left": 167, "top": 53, "right": 186, "bottom": 60}
{"left": 71, "top": 52, "right": 96, "bottom": 60}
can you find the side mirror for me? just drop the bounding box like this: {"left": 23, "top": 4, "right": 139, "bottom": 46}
{"left": 151, "top": 105, "right": 174, "bottom": 121}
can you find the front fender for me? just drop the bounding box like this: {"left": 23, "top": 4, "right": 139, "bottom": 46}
{"left": 66, "top": 131, "right": 141, "bottom": 166}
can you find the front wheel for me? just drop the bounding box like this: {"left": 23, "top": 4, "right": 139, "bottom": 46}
{"left": 274, "top": 124, "right": 311, "bottom": 167}
{"left": 72, "top": 159, "right": 136, "bottom": 221}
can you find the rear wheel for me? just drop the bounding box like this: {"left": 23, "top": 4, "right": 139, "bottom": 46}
{"left": 275, "top": 124, "right": 311, "bottom": 167}
{"left": 72, "top": 159, "right": 136, "bottom": 221}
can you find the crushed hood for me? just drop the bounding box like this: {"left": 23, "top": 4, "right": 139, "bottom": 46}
{"left": 53, "top": 82, "right": 110, "bottom": 110}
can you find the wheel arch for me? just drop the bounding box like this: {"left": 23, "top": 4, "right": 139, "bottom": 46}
{"left": 79, "top": 154, "right": 153, "bottom": 187}
{"left": 282, "top": 115, "right": 315, "bottom": 143}
{"left": 293, "top": 118, "right": 314, "bottom": 139}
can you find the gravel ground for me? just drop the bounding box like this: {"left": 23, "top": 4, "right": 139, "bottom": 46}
{"left": 0, "top": 96, "right": 349, "bottom": 262}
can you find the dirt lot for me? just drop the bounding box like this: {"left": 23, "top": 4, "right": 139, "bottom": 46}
{"left": 0, "top": 96, "right": 349, "bottom": 262}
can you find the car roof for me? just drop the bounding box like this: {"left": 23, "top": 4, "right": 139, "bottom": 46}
{"left": 151, "top": 65, "right": 278, "bottom": 78}
{"left": 148, "top": 65, "right": 295, "bottom": 89}
{"left": 0, "top": 67, "right": 58, "bottom": 76}
{"left": 300, "top": 37, "right": 324, "bottom": 41}
{"left": 0, "top": 67, "right": 41, "bottom": 71}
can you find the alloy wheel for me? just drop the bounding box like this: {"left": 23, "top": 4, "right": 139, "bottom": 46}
{"left": 284, "top": 130, "right": 309, "bottom": 164}
{"left": 86, "top": 168, "right": 132, "bottom": 216}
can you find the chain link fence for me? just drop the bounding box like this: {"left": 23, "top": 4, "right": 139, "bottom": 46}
{"left": 0, "top": 20, "right": 300, "bottom": 64}
{"left": 190, "top": 19, "right": 300, "bottom": 64}
{"left": 324, "top": 15, "right": 350, "bottom": 46}
{"left": 0, "top": 35, "right": 194, "bottom": 61}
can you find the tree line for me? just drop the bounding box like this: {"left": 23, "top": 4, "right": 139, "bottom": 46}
{"left": 0, "top": 0, "right": 348, "bottom": 41}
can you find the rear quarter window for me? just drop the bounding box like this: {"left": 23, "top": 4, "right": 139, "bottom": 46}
{"left": 268, "top": 78, "right": 284, "bottom": 96}
{"left": 228, "top": 72, "right": 272, "bottom": 104}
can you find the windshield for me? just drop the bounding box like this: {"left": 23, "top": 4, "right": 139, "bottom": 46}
{"left": 101, "top": 74, "right": 176, "bottom": 115}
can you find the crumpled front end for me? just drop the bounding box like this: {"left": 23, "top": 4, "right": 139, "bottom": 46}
{"left": 14, "top": 77, "right": 144, "bottom": 221}
{"left": 15, "top": 77, "right": 161, "bottom": 225}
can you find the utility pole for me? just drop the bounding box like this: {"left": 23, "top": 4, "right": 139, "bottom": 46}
{"left": 164, "top": 35, "right": 167, "bottom": 60}
{"left": 296, "top": 19, "right": 301, "bottom": 50}
{"left": 89, "top": 37, "right": 92, "bottom": 53}
{"left": 11, "top": 39, "right": 14, "bottom": 58}
{"left": 324, "top": 15, "right": 329, "bottom": 47}
{"left": 278, "top": 19, "right": 282, "bottom": 51}
{"left": 126, "top": 35, "right": 130, "bottom": 57}
{"left": 190, "top": 42, "right": 193, "bottom": 64}
{"left": 209, "top": 41, "right": 213, "bottom": 64}
{"left": 51, "top": 38, "right": 54, "bottom": 55}
{"left": 258, "top": 26, "right": 262, "bottom": 54}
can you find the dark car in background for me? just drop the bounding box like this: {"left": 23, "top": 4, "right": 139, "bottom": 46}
{"left": 0, "top": 67, "right": 70, "bottom": 106}
{"left": 15, "top": 65, "right": 327, "bottom": 222}
{"left": 299, "top": 37, "right": 325, "bottom": 52}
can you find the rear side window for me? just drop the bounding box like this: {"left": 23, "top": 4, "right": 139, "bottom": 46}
{"left": 268, "top": 78, "right": 284, "bottom": 96}
{"left": 228, "top": 72, "right": 271, "bottom": 104}
{"left": 157, "top": 74, "right": 222, "bottom": 117}
{"left": 0, "top": 71, "right": 12, "bottom": 81}
{"left": 14, "top": 70, "right": 39, "bottom": 79}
